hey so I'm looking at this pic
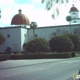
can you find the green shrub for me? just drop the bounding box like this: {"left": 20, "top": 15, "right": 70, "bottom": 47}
{"left": 62, "top": 52, "right": 72, "bottom": 58}
{"left": 49, "top": 35, "right": 74, "bottom": 52}
{"left": 0, "top": 54, "right": 9, "bottom": 61}
{"left": 76, "top": 42, "right": 80, "bottom": 51}
{"left": 25, "top": 38, "right": 50, "bottom": 53}
{"left": 9, "top": 54, "right": 26, "bottom": 59}
{"left": 9, "top": 52, "right": 72, "bottom": 59}
{"left": 63, "top": 34, "right": 80, "bottom": 51}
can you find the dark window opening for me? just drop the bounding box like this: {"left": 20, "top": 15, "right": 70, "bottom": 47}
{"left": 74, "top": 21, "right": 76, "bottom": 23}
{"left": 35, "top": 34, "right": 37, "bottom": 37}
{"left": 73, "top": 13, "right": 76, "bottom": 18}
{"left": 7, "top": 34, "right": 10, "bottom": 38}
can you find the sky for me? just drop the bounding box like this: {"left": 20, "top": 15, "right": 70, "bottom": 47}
{"left": 0, "top": 0, "right": 80, "bottom": 27}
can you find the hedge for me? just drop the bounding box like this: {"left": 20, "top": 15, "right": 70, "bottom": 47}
{"left": 9, "top": 52, "right": 72, "bottom": 59}
{"left": 0, "top": 54, "right": 9, "bottom": 61}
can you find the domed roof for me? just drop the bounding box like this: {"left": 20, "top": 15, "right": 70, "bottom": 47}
{"left": 11, "top": 9, "right": 30, "bottom": 25}
{"left": 69, "top": 4, "right": 79, "bottom": 12}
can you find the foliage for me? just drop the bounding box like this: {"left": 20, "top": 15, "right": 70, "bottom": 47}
{"left": 76, "top": 42, "right": 80, "bottom": 51}
{"left": 25, "top": 38, "right": 50, "bottom": 53}
{"left": 9, "top": 52, "right": 72, "bottom": 59}
{"left": 0, "top": 32, "right": 5, "bottom": 45}
{"left": 66, "top": 16, "right": 72, "bottom": 22}
{"left": 49, "top": 35, "right": 74, "bottom": 52}
{"left": 23, "top": 43, "right": 27, "bottom": 48}
{"left": 41, "top": 0, "right": 69, "bottom": 10}
{"left": 30, "top": 22, "right": 37, "bottom": 29}
{"left": 63, "top": 34, "right": 80, "bottom": 51}
{"left": 0, "top": 54, "right": 9, "bottom": 61}
{"left": 41, "top": 0, "right": 78, "bottom": 19}
{"left": 41, "top": 0, "right": 77, "bottom": 10}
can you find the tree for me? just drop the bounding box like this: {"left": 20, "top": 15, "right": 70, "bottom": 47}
{"left": 76, "top": 42, "right": 80, "bottom": 51}
{"left": 66, "top": 16, "right": 71, "bottom": 22}
{"left": 30, "top": 22, "right": 37, "bottom": 39}
{"left": 66, "top": 16, "right": 72, "bottom": 33}
{"left": 25, "top": 38, "right": 50, "bottom": 53}
{"left": 0, "top": 32, "right": 5, "bottom": 45}
{"left": 63, "top": 34, "right": 80, "bottom": 51}
{"left": 49, "top": 35, "right": 74, "bottom": 52}
{"left": 41, "top": 0, "right": 79, "bottom": 19}
{"left": 41, "top": 0, "right": 78, "bottom": 10}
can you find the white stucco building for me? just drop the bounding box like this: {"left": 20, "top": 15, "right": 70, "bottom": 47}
{"left": 0, "top": 5, "right": 80, "bottom": 53}
{"left": 69, "top": 4, "right": 80, "bottom": 24}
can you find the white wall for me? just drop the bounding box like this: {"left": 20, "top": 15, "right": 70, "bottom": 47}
{"left": 27, "top": 29, "right": 34, "bottom": 41}
{"left": 21, "top": 27, "right": 28, "bottom": 51}
{"left": 70, "top": 25, "right": 80, "bottom": 35}
{"left": 70, "top": 12, "right": 79, "bottom": 18}
{"left": 28, "top": 25, "right": 71, "bottom": 41}
{"left": 0, "top": 24, "right": 80, "bottom": 53}
{"left": 70, "top": 19, "right": 80, "bottom": 24}
{"left": 28, "top": 24, "right": 80, "bottom": 41}
{"left": 0, "top": 27, "right": 21, "bottom": 53}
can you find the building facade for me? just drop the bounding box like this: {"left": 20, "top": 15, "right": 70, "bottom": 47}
{"left": 0, "top": 5, "right": 80, "bottom": 53}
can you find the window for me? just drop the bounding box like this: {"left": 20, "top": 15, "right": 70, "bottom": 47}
{"left": 35, "top": 34, "right": 37, "bottom": 37}
{"left": 74, "top": 21, "right": 76, "bottom": 23}
{"left": 7, "top": 34, "right": 10, "bottom": 38}
{"left": 73, "top": 13, "right": 76, "bottom": 18}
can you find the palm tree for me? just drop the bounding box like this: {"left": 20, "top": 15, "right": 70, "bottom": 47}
{"left": 66, "top": 16, "right": 72, "bottom": 33}
{"left": 30, "top": 22, "right": 37, "bottom": 39}
{"left": 66, "top": 16, "right": 72, "bottom": 22}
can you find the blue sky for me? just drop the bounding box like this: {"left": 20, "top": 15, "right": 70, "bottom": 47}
{"left": 0, "top": 0, "right": 80, "bottom": 27}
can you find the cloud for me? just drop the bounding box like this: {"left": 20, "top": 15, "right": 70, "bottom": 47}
{"left": 21, "top": 5, "right": 55, "bottom": 26}
{"left": 0, "top": 0, "right": 55, "bottom": 27}
{"left": 0, "top": 0, "right": 80, "bottom": 27}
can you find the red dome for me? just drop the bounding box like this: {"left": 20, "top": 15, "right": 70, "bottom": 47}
{"left": 11, "top": 9, "right": 30, "bottom": 25}
{"left": 69, "top": 4, "right": 79, "bottom": 12}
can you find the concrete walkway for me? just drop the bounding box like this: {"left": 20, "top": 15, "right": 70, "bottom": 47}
{"left": 0, "top": 59, "right": 66, "bottom": 70}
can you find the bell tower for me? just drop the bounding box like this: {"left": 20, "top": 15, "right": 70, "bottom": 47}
{"left": 69, "top": 4, "right": 80, "bottom": 24}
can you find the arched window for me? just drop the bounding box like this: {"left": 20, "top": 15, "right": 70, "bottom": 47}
{"left": 74, "top": 21, "right": 76, "bottom": 23}
{"left": 73, "top": 13, "right": 76, "bottom": 18}
{"left": 7, "top": 34, "right": 10, "bottom": 38}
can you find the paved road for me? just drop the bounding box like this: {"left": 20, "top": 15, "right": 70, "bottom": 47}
{"left": 0, "top": 57, "right": 80, "bottom": 80}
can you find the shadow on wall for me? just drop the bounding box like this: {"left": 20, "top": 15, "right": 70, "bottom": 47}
{"left": 73, "top": 28, "right": 80, "bottom": 36}
{"left": 13, "top": 44, "right": 18, "bottom": 52}
{"left": 49, "top": 28, "right": 69, "bottom": 38}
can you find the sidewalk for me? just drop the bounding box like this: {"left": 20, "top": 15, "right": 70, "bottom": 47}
{"left": 0, "top": 59, "right": 65, "bottom": 70}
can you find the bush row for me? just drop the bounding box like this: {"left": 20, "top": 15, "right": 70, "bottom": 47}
{"left": 0, "top": 52, "right": 76, "bottom": 61}
{"left": 9, "top": 52, "right": 73, "bottom": 59}
{"left": 24, "top": 34, "right": 80, "bottom": 53}
{"left": 0, "top": 54, "right": 9, "bottom": 61}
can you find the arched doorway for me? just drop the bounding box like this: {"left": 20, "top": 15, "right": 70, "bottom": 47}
{"left": 6, "top": 47, "right": 11, "bottom": 54}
